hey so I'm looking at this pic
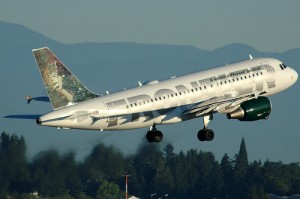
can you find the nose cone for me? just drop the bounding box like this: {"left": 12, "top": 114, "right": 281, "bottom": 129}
{"left": 288, "top": 68, "right": 298, "bottom": 86}
{"left": 290, "top": 67, "right": 298, "bottom": 85}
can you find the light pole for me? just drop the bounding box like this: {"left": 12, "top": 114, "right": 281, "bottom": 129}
{"left": 123, "top": 173, "right": 130, "bottom": 199}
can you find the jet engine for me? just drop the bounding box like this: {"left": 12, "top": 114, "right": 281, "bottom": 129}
{"left": 227, "top": 97, "right": 271, "bottom": 121}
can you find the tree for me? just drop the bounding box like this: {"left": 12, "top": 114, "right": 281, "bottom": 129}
{"left": 163, "top": 144, "right": 175, "bottom": 163}
{"left": 248, "top": 186, "right": 268, "bottom": 199}
{"left": 194, "top": 151, "right": 223, "bottom": 198}
{"left": 81, "top": 144, "right": 124, "bottom": 182}
{"left": 130, "top": 144, "right": 164, "bottom": 197}
{"left": 221, "top": 153, "right": 233, "bottom": 198}
{"left": 0, "top": 132, "right": 30, "bottom": 196}
{"left": 171, "top": 151, "right": 189, "bottom": 197}
{"left": 234, "top": 137, "right": 249, "bottom": 178}
{"left": 31, "top": 150, "right": 80, "bottom": 197}
{"left": 233, "top": 137, "right": 249, "bottom": 198}
{"left": 96, "top": 180, "right": 121, "bottom": 199}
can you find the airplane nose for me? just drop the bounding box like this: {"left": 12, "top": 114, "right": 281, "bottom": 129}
{"left": 291, "top": 68, "right": 298, "bottom": 83}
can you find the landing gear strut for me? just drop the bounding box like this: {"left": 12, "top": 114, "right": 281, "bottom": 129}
{"left": 197, "top": 113, "right": 215, "bottom": 142}
{"left": 146, "top": 125, "right": 163, "bottom": 143}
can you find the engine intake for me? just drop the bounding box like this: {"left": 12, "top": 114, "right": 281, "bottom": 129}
{"left": 227, "top": 97, "right": 271, "bottom": 121}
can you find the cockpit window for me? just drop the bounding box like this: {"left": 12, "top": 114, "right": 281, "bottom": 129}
{"left": 279, "top": 63, "right": 287, "bottom": 70}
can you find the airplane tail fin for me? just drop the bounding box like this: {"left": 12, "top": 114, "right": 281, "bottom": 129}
{"left": 32, "top": 47, "right": 98, "bottom": 109}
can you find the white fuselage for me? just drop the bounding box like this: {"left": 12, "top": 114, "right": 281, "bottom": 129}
{"left": 38, "top": 57, "right": 298, "bottom": 130}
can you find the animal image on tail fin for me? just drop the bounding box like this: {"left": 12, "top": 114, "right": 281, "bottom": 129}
{"left": 33, "top": 47, "right": 98, "bottom": 109}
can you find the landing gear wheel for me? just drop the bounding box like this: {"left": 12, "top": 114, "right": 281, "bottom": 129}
{"left": 197, "top": 129, "right": 206, "bottom": 141}
{"left": 146, "top": 131, "right": 155, "bottom": 143}
{"left": 153, "top": 131, "right": 163, "bottom": 142}
{"left": 197, "top": 129, "right": 214, "bottom": 141}
{"left": 146, "top": 127, "right": 163, "bottom": 143}
{"left": 204, "top": 129, "right": 214, "bottom": 141}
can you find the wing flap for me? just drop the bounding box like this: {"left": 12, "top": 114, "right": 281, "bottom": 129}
{"left": 183, "top": 94, "right": 255, "bottom": 117}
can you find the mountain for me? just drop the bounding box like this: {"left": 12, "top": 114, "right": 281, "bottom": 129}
{"left": 0, "top": 21, "right": 299, "bottom": 162}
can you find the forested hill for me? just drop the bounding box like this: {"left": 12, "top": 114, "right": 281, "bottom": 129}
{"left": 1, "top": 132, "right": 299, "bottom": 199}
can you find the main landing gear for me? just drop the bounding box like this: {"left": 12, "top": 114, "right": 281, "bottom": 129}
{"left": 146, "top": 125, "right": 163, "bottom": 143}
{"left": 197, "top": 113, "right": 215, "bottom": 142}
{"left": 145, "top": 113, "right": 215, "bottom": 143}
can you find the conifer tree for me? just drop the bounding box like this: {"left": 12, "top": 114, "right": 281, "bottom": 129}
{"left": 233, "top": 137, "right": 249, "bottom": 197}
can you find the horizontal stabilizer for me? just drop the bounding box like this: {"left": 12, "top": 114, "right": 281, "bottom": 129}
{"left": 26, "top": 95, "right": 50, "bottom": 104}
{"left": 4, "top": 114, "right": 42, "bottom": 119}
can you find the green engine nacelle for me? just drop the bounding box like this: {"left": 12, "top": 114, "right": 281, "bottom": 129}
{"left": 227, "top": 97, "right": 272, "bottom": 121}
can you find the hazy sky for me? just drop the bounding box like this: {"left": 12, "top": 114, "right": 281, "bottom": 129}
{"left": 1, "top": 1, "right": 300, "bottom": 163}
{"left": 1, "top": 0, "right": 300, "bottom": 52}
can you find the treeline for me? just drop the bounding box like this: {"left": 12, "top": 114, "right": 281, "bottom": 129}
{"left": 1, "top": 131, "right": 300, "bottom": 199}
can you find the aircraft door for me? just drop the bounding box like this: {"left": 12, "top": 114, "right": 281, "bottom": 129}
{"left": 261, "top": 61, "right": 276, "bottom": 88}
{"left": 103, "top": 99, "right": 118, "bottom": 127}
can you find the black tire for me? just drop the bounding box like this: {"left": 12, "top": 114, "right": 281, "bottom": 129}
{"left": 197, "top": 129, "right": 215, "bottom": 141}
{"left": 154, "top": 131, "right": 163, "bottom": 142}
{"left": 146, "top": 131, "right": 155, "bottom": 143}
{"left": 205, "top": 129, "right": 214, "bottom": 141}
{"left": 197, "top": 129, "right": 206, "bottom": 141}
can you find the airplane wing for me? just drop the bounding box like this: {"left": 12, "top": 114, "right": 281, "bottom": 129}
{"left": 183, "top": 94, "right": 255, "bottom": 117}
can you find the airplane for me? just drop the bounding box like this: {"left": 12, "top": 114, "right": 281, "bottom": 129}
{"left": 5, "top": 47, "right": 298, "bottom": 143}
